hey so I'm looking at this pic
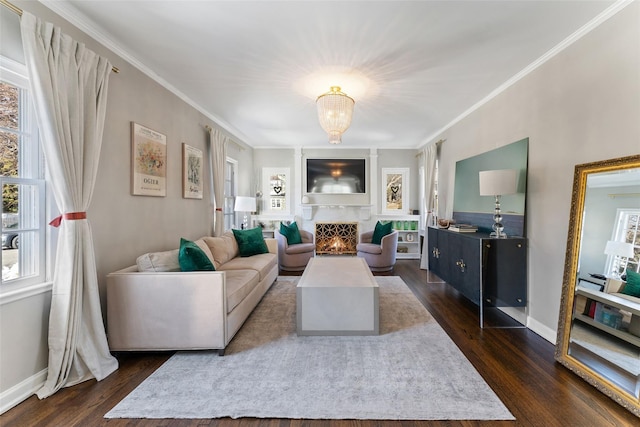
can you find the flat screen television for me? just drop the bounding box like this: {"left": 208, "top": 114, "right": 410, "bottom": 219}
{"left": 306, "top": 158, "right": 366, "bottom": 194}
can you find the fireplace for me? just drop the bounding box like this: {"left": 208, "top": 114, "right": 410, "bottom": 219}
{"left": 315, "top": 222, "right": 358, "bottom": 255}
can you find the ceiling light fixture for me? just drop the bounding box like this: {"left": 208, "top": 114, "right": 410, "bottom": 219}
{"left": 316, "top": 86, "right": 355, "bottom": 144}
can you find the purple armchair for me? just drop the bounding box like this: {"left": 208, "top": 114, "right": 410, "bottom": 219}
{"left": 356, "top": 230, "right": 399, "bottom": 272}
{"left": 274, "top": 229, "right": 315, "bottom": 272}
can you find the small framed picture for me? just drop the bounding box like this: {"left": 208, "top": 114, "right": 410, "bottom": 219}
{"left": 131, "top": 122, "right": 166, "bottom": 197}
{"left": 182, "top": 143, "right": 203, "bottom": 199}
{"left": 382, "top": 168, "right": 410, "bottom": 214}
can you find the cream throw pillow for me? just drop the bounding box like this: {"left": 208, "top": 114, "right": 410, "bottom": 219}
{"left": 136, "top": 249, "right": 180, "bottom": 272}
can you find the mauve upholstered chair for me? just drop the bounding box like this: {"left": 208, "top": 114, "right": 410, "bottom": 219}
{"left": 356, "top": 230, "right": 399, "bottom": 272}
{"left": 274, "top": 229, "right": 315, "bottom": 272}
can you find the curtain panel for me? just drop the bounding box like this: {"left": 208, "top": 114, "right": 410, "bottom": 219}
{"left": 207, "top": 127, "right": 228, "bottom": 237}
{"left": 420, "top": 142, "right": 438, "bottom": 269}
{"left": 20, "top": 11, "right": 118, "bottom": 398}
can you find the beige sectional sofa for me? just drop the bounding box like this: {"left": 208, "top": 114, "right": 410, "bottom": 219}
{"left": 106, "top": 231, "right": 278, "bottom": 355}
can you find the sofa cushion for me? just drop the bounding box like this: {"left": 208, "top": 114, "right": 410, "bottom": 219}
{"left": 219, "top": 253, "right": 277, "bottom": 282}
{"left": 280, "top": 221, "right": 302, "bottom": 245}
{"left": 372, "top": 221, "right": 393, "bottom": 245}
{"left": 233, "top": 227, "right": 269, "bottom": 257}
{"left": 203, "top": 232, "right": 239, "bottom": 269}
{"left": 224, "top": 269, "right": 260, "bottom": 314}
{"left": 136, "top": 249, "right": 180, "bottom": 272}
{"left": 179, "top": 238, "right": 215, "bottom": 272}
{"left": 622, "top": 269, "right": 640, "bottom": 297}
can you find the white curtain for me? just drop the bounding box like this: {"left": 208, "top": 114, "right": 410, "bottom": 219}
{"left": 420, "top": 142, "right": 439, "bottom": 269}
{"left": 207, "top": 127, "right": 228, "bottom": 236}
{"left": 20, "top": 11, "right": 118, "bottom": 398}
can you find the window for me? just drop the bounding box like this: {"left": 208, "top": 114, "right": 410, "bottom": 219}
{"left": 223, "top": 158, "right": 237, "bottom": 230}
{"left": 0, "top": 57, "right": 46, "bottom": 289}
{"left": 605, "top": 208, "right": 639, "bottom": 278}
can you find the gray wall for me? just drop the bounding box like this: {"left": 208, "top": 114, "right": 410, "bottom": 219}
{"left": 428, "top": 2, "right": 640, "bottom": 340}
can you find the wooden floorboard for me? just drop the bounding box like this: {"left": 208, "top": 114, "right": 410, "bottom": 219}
{"left": 2, "top": 260, "right": 638, "bottom": 426}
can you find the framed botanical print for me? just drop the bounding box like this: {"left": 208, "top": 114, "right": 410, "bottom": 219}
{"left": 182, "top": 143, "right": 203, "bottom": 199}
{"left": 382, "top": 168, "right": 409, "bottom": 214}
{"left": 131, "top": 122, "right": 166, "bottom": 197}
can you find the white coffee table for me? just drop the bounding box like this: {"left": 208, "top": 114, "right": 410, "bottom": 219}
{"left": 296, "top": 257, "right": 379, "bottom": 336}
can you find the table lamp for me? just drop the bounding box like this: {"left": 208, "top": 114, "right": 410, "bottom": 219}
{"left": 479, "top": 169, "right": 518, "bottom": 238}
{"left": 234, "top": 196, "right": 256, "bottom": 230}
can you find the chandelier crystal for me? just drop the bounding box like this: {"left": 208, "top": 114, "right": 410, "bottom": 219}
{"left": 316, "top": 86, "right": 355, "bottom": 144}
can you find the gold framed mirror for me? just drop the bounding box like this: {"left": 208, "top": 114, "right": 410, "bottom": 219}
{"left": 555, "top": 154, "right": 640, "bottom": 417}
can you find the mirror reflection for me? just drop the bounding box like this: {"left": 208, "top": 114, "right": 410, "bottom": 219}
{"left": 556, "top": 155, "right": 640, "bottom": 418}
{"left": 569, "top": 167, "right": 640, "bottom": 397}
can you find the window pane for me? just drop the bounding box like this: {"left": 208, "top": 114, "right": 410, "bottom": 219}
{"left": 0, "top": 82, "right": 19, "bottom": 131}
{"left": 2, "top": 230, "right": 39, "bottom": 282}
{"left": 1, "top": 131, "right": 18, "bottom": 178}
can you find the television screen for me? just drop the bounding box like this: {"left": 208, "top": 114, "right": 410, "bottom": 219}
{"left": 306, "top": 158, "right": 366, "bottom": 194}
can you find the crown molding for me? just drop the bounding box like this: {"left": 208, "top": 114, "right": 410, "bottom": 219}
{"left": 38, "top": 0, "right": 253, "bottom": 146}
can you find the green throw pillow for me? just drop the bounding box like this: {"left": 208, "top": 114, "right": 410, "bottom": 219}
{"left": 280, "top": 221, "right": 303, "bottom": 245}
{"left": 233, "top": 227, "right": 269, "bottom": 257}
{"left": 622, "top": 269, "right": 640, "bottom": 297}
{"left": 178, "top": 238, "right": 215, "bottom": 272}
{"left": 371, "top": 221, "right": 393, "bottom": 245}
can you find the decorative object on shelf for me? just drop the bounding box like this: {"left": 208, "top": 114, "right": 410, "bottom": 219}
{"left": 437, "top": 219, "right": 452, "bottom": 229}
{"left": 316, "top": 86, "right": 354, "bottom": 144}
{"left": 182, "top": 143, "right": 203, "bottom": 199}
{"left": 234, "top": 196, "right": 256, "bottom": 230}
{"left": 131, "top": 122, "right": 166, "bottom": 197}
{"left": 449, "top": 224, "right": 478, "bottom": 233}
{"left": 479, "top": 169, "right": 518, "bottom": 238}
{"left": 382, "top": 168, "right": 410, "bottom": 214}
{"left": 604, "top": 240, "right": 635, "bottom": 279}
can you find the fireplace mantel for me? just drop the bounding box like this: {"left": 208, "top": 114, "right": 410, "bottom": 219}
{"left": 301, "top": 204, "right": 371, "bottom": 220}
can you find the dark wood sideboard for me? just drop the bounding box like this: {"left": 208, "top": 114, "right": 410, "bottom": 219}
{"left": 427, "top": 227, "right": 527, "bottom": 326}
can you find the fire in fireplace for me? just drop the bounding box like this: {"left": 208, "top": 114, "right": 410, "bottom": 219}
{"left": 315, "top": 222, "right": 358, "bottom": 255}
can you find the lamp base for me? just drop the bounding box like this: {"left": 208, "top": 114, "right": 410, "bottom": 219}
{"left": 490, "top": 195, "right": 507, "bottom": 239}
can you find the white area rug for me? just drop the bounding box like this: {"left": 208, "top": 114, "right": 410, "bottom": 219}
{"left": 105, "top": 276, "right": 514, "bottom": 420}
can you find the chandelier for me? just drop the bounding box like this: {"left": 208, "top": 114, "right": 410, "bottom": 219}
{"left": 316, "top": 86, "right": 355, "bottom": 144}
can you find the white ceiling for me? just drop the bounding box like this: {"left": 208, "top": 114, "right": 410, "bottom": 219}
{"left": 45, "top": 0, "right": 620, "bottom": 149}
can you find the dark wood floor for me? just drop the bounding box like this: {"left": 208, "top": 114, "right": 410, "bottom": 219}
{"left": 3, "top": 260, "right": 638, "bottom": 427}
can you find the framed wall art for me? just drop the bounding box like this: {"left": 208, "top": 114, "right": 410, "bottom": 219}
{"left": 261, "top": 167, "right": 290, "bottom": 214}
{"left": 382, "top": 168, "right": 409, "bottom": 214}
{"left": 131, "top": 122, "right": 166, "bottom": 197}
{"left": 182, "top": 143, "right": 203, "bottom": 199}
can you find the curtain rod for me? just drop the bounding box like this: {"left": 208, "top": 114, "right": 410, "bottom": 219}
{"left": 1, "top": 0, "right": 120, "bottom": 73}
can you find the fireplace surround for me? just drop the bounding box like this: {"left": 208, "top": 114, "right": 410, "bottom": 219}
{"left": 315, "top": 222, "right": 358, "bottom": 255}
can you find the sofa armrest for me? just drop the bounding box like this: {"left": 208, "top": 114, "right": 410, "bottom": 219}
{"left": 106, "top": 268, "right": 228, "bottom": 350}
{"left": 265, "top": 237, "right": 278, "bottom": 255}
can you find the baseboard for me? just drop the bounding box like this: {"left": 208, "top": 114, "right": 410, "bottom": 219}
{"left": 527, "top": 317, "right": 557, "bottom": 344}
{"left": 0, "top": 368, "right": 47, "bottom": 415}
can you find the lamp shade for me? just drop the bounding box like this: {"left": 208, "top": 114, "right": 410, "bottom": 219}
{"left": 604, "top": 240, "right": 634, "bottom": 258}
{"left": 316, "top": 86, "right": 355, "bottom": 144}
{"left": 479, "top": 169, "right": 518, "bottom": 196}
{"left": 234, "top": 196, "right": 256, "bottom": 212}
